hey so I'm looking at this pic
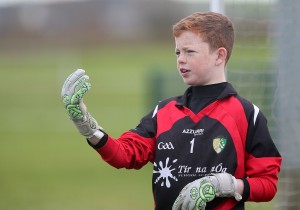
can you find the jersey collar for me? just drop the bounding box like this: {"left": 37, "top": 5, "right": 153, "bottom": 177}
{"left": 175, "top": 82, "right": 238, "bottom": 107}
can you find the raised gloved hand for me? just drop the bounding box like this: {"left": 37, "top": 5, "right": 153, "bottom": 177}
{"left": 61, "top": 69, "right": 104, "bottom": 140}
{"left": 172, "top": 173, "right": 242, "bottom": 210}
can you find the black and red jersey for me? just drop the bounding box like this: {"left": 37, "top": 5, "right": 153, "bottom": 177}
{"left": 89, "top": 82, "right": 282, "bottom": 210}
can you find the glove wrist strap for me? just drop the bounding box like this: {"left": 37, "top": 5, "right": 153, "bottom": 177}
{"left": 73, "top": 113, "right": 102, "bottom": 138}
{"left": 211, "top": 173, "right": 242, "bottom": 201}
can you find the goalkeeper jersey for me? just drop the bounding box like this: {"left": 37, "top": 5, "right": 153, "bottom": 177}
{"left": 89, "top": 82, "right": 282, "bottom": 210}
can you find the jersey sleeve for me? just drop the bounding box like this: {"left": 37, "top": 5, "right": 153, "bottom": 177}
{"left": 243, "top": 105, "right": 282, "bottom": 202}
{"left": 88, "top": 106, "right": 158, "bottom": 169}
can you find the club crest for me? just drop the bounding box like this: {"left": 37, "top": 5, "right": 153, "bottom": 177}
{"left": 213, "top": 137, "right": 227, "bottom": 154}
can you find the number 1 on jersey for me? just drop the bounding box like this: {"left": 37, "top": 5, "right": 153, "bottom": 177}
{"left": 190, "top": 138, "right": 195, "bottom": 153}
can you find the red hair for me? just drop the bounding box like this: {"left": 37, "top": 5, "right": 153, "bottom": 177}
{"left": 173, "top": 12, "right": 234, "bottom": 63}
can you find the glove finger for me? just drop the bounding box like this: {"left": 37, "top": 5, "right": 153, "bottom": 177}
{"left": 70, "top": 81, "right": 91, "bottom": 104}
{"left": 172, "top": 194, "right": 185, "bottom": 210}
{"left": 63, "top": 75, "right": 89, "bottom": 106}
{"left": 195, "top": 198, "right": 206, "bottom": 210}
{"left": 62, "top": 73, "right": 89, "bottom": 105}
{"left": 181, "top": 198, "right": 190, "bottom": 210}
{"left": 188, "top": 201, "right": 196, "bottom": 210}
{"left": 62, "top": 69, "right": 85, "bottom": 90}
{"left": 66, "top": 104, "right": 84, "bottom": 120}
{"left": 61, "top": 69, "right": 86, "bottom": 98}
{"left": 69, "top": 75, "right": 89, "bottom": 95}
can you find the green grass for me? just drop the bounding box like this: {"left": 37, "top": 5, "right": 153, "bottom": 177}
{"left": 0, "top": 42, "right": 277, "bottom": 210}
{"left": 0, "top": 43, "right": 173, "bottom": 210}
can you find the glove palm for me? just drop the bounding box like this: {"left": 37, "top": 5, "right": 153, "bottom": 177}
{"left": 172, "top": 173, "right": 242, "bottom": 210}
{"left": 61, "top": 69, "right": 103, "bottom": 139}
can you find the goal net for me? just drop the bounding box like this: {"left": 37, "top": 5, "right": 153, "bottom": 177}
{"left": 218, "top": 1, "right": 300, "bottom": 209}
{"left": 220, "top": 1, "right": 300, "bottom": 209}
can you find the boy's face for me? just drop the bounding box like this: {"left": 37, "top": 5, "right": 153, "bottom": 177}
{"left": 175, "top": 31, "right": 221, "bottom": 86}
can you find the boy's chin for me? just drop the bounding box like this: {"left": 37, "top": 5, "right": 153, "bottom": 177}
{"left": 182, "top": 78, "right": 194, "bottom": 86}
{"left": 182, "top": 79, "right": 200, "bottom": 86}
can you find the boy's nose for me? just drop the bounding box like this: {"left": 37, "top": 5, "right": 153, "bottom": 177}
{"left": 177, "top": 54, "right": 187, "bottom": 63}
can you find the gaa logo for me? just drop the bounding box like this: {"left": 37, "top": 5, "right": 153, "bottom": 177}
{"left": 158, "top": 142, "right": 174, "bottom": 150}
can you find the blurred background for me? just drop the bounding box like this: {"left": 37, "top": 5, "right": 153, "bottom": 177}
{"left": 0, "top": 0, "right": 299, "bottom": 209}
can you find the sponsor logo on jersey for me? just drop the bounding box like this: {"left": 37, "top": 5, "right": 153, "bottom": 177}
{"left": 153, "top": 157, "right": 228, "bottom": 189}
{"left": 212, "top": 137, "right": 227, "bottom": 154}
{"left": 182, "top": 128, "right": 204, "bottom": 136}
{"left": 157, "top": 142, "right": 174, "bottom": 150}
{"left": 153, "top": 157, "right": 178, "bottom": 188}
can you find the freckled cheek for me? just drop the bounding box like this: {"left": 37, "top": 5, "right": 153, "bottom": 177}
{"left": 176, "top": 59, "right": 180, "bottom": 68}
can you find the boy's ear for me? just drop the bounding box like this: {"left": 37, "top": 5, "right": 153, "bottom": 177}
{"left": 216, "top": 47, "right": 227, "bottom": 66}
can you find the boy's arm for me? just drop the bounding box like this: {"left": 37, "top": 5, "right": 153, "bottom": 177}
{"left": 61, "top": 69, "right": 157, "bottom": 170}
{"left": 89, "top": 131, "right": 155, "bottom": 169}
{"left": 87, "top": 109, "right": 157, "bottom": 169}
{"left": 243, "top": 109, "right": 282, "bottom": 202}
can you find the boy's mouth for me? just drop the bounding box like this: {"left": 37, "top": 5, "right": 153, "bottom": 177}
{"left": 180, "top": 68, "right": 191, "bottom": 74}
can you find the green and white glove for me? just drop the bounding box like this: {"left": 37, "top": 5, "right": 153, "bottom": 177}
{"left": 172, "top": 173, "right": 242, "bottom": 210}
{"left": 61, "top": 69, "right": 104, "bottom": 140}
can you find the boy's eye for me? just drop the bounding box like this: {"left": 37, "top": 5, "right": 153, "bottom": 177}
{"left": 175, "top": 51, "right": 180, "bottom": 56}
{"left": 187, "top": 50, "right": 194, "bottom": 53}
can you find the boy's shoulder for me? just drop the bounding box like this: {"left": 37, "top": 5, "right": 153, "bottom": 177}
{"left": 233, "top": 93, "right": 252, "bottom": 103}
{"left": 221, "top": 83, "right": 257, "bottom": 113}
{"left": 234, "top": 94, "right": 256, "bottom": 112}
{"left": 157, "top": 94, "right": 184, "bottom": 108}
{"left": 226, "top": 94, "right": 262, "bottom": 123}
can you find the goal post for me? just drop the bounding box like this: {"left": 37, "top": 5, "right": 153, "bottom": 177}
{"left": 210, "top": 0, "right": 225, "bottom": 14}
{"left": 273, "top": 1, "right": 300, "bottom": 209}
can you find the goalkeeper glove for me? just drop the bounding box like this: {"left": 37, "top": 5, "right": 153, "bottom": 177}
{"left": 61, "top": 69, "right": 104, "bottom": 140}
{"left": 172, "top": 173, "right": 242, "bottom": 210}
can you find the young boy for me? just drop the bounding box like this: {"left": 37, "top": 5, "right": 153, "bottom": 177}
{"left": 61, "top": 12, "right": 282, "bottom": 210}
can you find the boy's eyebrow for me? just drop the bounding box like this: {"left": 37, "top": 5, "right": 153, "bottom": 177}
{"left": 175, "top": 46, "right": 192, "bottom": 51}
